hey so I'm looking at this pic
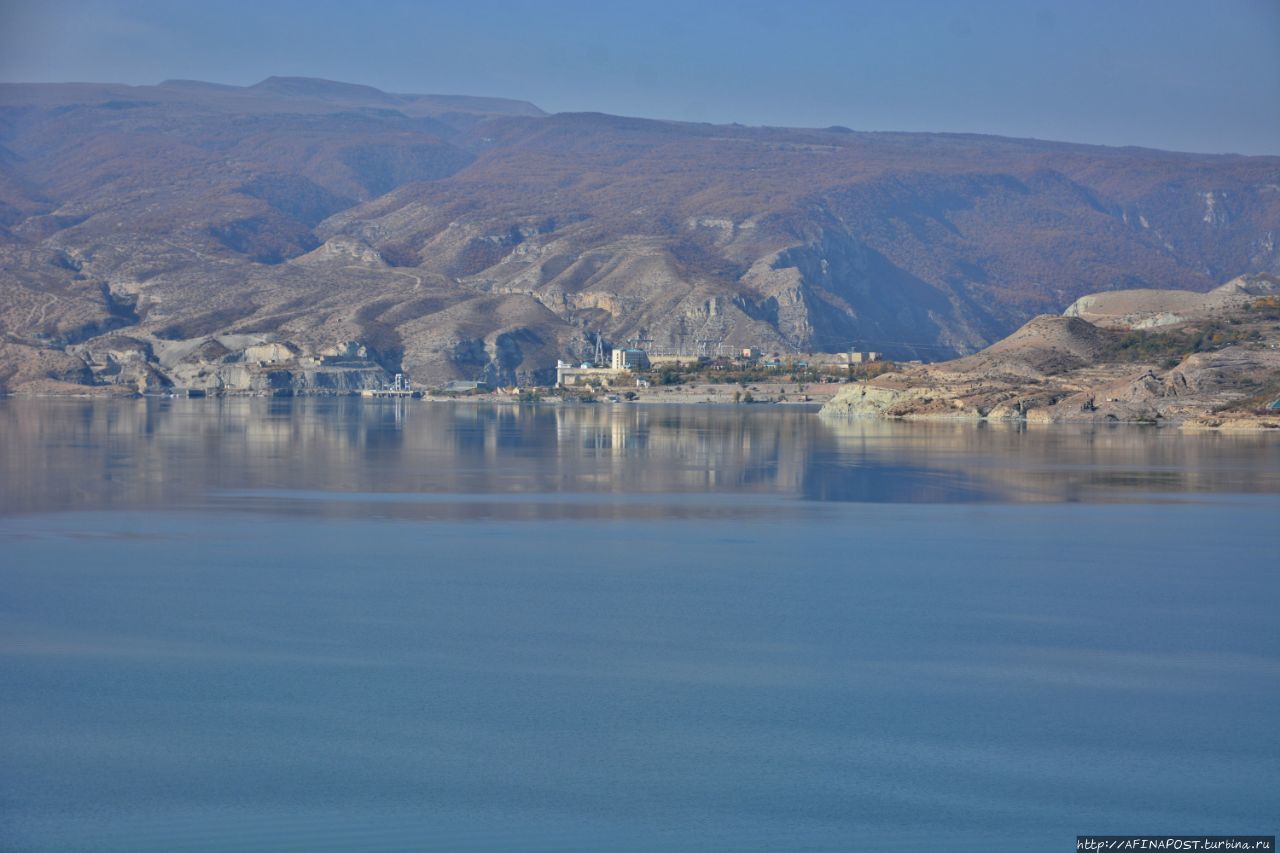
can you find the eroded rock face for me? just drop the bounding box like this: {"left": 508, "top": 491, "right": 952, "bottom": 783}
{"left": 0, "top": 341, "right": 95, "bottom": 392}
{"left": 0, "top": 320, "right": 577, "bottom": 396}
{"left": 819, "top": 383, "right": 905, "bottom": 417}
{"left": 0, "top": 331, "right": 398, "bottom": 396}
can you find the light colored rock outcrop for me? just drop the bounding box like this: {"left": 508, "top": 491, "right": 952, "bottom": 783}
{"left": 1064, "top": 274, "right": 1280, "bottom": 329}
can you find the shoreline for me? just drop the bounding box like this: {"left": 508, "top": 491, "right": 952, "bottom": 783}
{"left": 5, "top": 390, "right": 1280, "bottom": 430}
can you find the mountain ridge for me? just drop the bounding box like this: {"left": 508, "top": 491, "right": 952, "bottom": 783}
{"left": 1, "top": 77, "right": 1278, "bottom": 394}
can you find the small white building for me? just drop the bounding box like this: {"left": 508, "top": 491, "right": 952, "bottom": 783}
{"left": 556, "top": 360, "right": 626, "bottom": 388}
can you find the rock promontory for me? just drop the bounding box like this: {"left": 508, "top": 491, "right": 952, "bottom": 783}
{"left": 822, "top": 275, "right": 1280, "bottom": 428}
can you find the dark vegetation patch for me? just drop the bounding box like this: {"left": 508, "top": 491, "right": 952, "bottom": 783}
{"left": 180, "top": 338, "right": 232, "bottom": 363}
{"left": 669, "top": 236, "right": 748, "bottom": 280}
{"left": 98, "top": 100, "right": 159, "bottom": 110}
{"left": 50, "top": 251, "right": 82, "bottom": 271}
{"left": 1211, "top": 369, "right": 1280, "bottom": 414}
{"left": 100, "top": 283, "right": 139, "bottom": 323}
{"left": 543, "top": 253, "right": 605, "bottom": 291}
{"left": 0, "top": 202, "right": 23, "bottom": 227}
{"left": 225, "top": 311, "right": 308, "bottom": 336}
{"left": 17, "top": 213, "right": 90, "bottom": 240}
{"left": 339, "top": 142, "right": 474, "bottom": 196}
{"left": 633, "top": 356, "right": 886, "bottom": 388}
{"left": 449, "top": 233, "right": 519, "bottom": 278}
{"left": 354, "top": 301, "right": 405, "bottom": 371}
{"left": 47, "top": 317, "right": 132, "bottom": 347}
{"left": 236, "top": 174, "right": 354, "bottom": 227}
{"left": 1101, "top": 323, "right": 1263, "bottom": 368}
{"left": 536, "top": 253, "right": 576, "bottom": 284}
{"left": 208, "top": 216, "right": 320, "bottom": 264}
{"left": 451, "top": 338, "right": 488, "bottom": 369}
{"left": 378, "top": 296, "right": 448, "bottom": 325}
{"left": 379, "top": 240, "right": 421, "bottom": 267}
{"left": 1245, "top": 295, "right": 1280, "bottom": 320}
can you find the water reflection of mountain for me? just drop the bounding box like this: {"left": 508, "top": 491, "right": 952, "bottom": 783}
{"left": 1, "top": 399, "right": 1277, "bottom": 519}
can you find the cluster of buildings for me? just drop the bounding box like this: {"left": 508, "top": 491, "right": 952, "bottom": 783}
{"left": 555, "top": 348, "right": 652, "bottom": 388}
{"left": 555, "top": 346, "right": 882, "bottom": 388}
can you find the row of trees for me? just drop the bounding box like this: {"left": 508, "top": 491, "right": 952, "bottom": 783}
{"left": 637, "top": 359, "right": 897, "bottom": 387}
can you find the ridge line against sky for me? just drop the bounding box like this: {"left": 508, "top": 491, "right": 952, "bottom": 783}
{"left": 2, "top": 0, "right": 1278, "bottom": 156}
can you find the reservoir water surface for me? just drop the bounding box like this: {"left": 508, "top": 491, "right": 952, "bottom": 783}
{"left": 1, "top": 399, "right": 1277, "bottom": 851}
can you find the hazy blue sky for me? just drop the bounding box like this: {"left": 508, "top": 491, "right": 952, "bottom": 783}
{"left": 2, "top": 0, "right": 1277, "bottom": 154}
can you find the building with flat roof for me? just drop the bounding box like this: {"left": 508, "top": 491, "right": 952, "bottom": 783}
{"left": 556, "top": 361, "right": 628, "bottom": 388}
{"left": 610, "top": 348, "right": 650, "bottom": 370}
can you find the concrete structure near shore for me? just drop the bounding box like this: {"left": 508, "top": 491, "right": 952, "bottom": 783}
{"left": 557, "top": 345, "right": 881, "bottom": 388}
{"left": 559, "top": 347, "right": 655, "bottom": 387}
{"left": 647, "top": 353, "right": 702, "bottom": 367}
{"left": 557, "top": 360, "right": 628, "bottom": 387}
{"left": 360, "top": 372, "right": 417, "bottom": 397}
{"left": 733, "top": 349, "right": 881, "bottom": 370}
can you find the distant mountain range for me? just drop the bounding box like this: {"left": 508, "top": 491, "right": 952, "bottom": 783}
{"left": 1, "top": 76, "right": 1278, "bottom": 392}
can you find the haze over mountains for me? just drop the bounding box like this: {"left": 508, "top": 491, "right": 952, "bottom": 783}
{"left": 1, "top": 76, "right": 1278, "bottom": 391}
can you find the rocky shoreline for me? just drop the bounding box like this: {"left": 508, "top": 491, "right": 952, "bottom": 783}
{"left": 7, "top": 276, "right": 1280, "bottom": 432}
{"left": 820, "top": 275, "right": 1280, "bottom": 430}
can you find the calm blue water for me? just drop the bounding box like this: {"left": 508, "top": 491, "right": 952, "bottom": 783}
{"left": 1, "top": 399, "right": 1277, "bottom": 851}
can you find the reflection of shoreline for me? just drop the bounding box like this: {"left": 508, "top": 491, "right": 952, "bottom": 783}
{"left": 0, "top": 399, "right": 823, "bottom": 518}
{"left": 1, "top": 399, "right": 1277, "bottom": 519}
{"left": 818, "top": 416, "right": 1280, "bottom": 502}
